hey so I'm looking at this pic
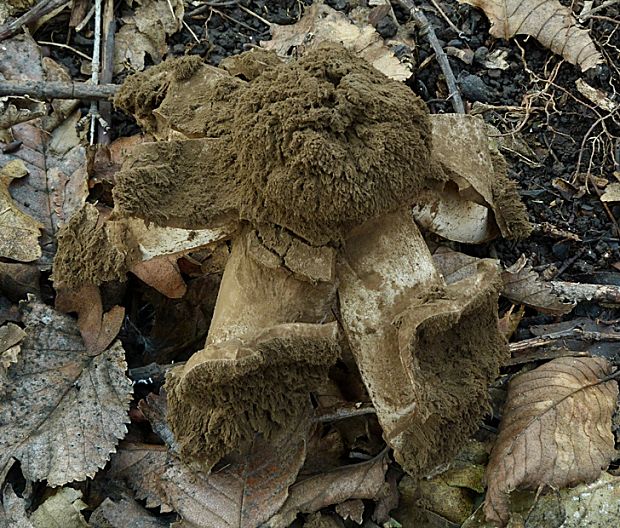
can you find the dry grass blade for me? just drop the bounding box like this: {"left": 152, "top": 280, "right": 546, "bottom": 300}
{"left": 459, "top": 0, "right": 603, "bottom": 71}
{"left": 484, "top": 356, "right": 618, "bottom": 525}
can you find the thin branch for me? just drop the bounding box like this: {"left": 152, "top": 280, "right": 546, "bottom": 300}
{"left": 0, "top": 80, "right": 119, "bottom": 100}
{"left": 395, "top": 0, "right": 465, "bottom": 114}
{"left": 550, "top": 280, "right": 620, "bottom": 305}
{"left": 0, "top": 0, "right": 69, "bottom": 41}
{"left": 510, "top": 327, "right": 620, "bottom": 353}
{"left": 580, "top": 0, "right": 620, "bottom": 20}
{"left": 89, "top": 0, "right": 103, "bottom": 145}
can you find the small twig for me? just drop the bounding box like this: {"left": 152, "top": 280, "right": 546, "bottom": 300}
{"left": 237, "top": 3, "right": 272, "bottom": 28}
{"left": 0, "top": 0, "right": 69, "bottom": 41}
{"left": 185, "top": 0, "right": 239, "bottom": 17}
{"left": 210, "top": 7, "right": 260, "bottom": 33}
{"left": 550, "top": 280, "right": 620, "bottom": 305}
{"left": 428, "top": 0, "right": 461, "bottom": 35}
{"left": 75, "top": 3, "right": 95, "bottom": 32}
{"left": 549, "top": 248, "right": 585, "bottom": 280}
{"left": 395, "top": 0, "right": 465, "bottom": 114}
{"left": 531, "top": 222, "right": 581, "bottom": 242}
{"left": 505, "top": 349, "right": 589, "bottom": 366}
{"left": 0, "top": 80, "right": 118, "bottom": 100}
{"left": 88, "top": 0, "right": 103, "bottom": 145}
{"left": 510, "top": 327, "right": 620, "bottom": 354}
{"left": 37, "top": 40, "right": 92, "bottom": 61}
{"left": 580, "top": 0, "right": 620, "bottom": 20}
{"left": 97, "top": 0, "right": 115, "bottom": 145}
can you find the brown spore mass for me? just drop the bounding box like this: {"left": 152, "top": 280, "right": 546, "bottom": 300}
{"left": 113, "top": 44, "right": 442, "bottom": 245}
{"left": 395, "top": 275, "right": 508, "bottom": 476}
{"left": 166, "top": 330, "right": 339, "bottom": 470}
{"left": 52, "top": 204, "right": 130, "bottom": 288}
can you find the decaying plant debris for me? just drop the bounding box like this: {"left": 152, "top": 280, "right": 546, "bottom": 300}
{"left": 2, "top": 0, "right": 619, "bottom": 524}
{"left": 52, "top": 44, "right": 531, "bottom": 480}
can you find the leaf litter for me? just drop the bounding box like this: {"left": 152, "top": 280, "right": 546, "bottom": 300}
{"left": 0, "top": 0, "right": 619, "bottom": 526}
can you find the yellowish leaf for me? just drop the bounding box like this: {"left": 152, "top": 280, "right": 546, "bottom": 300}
{"left": 0, "top": 160, "right": 43, "bottom": 262}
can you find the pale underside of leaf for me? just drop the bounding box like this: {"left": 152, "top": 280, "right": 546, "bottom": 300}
{"left": 30, "top": 487, "right": 89, "bottom": 528}
{"left": 261, "top": 3, "right": 411, "bottom": 81}
{"left": 0, "top": 300, "right": 132, "bottom": 486}
{"left": 484, "top": 356, "right": 618, "bottom": 525}
{"left": 460, "top": 0, "right": 603, "bottom": 71}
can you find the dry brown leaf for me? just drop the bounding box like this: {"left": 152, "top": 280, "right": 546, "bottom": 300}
{"left": 108, "top": 443, "right": 173, "bottom": 512}
{"left": 0, "top": 322, "right": 25, "bottom": 371}
{"left": 261, "top": 3, "right": 411, "bottom": 81}
{"left": 112, "top": 429, "right": 309, "bottom": 528}
{"left": 138, "top": 390, "right": 178, "bottom": 451}
{"left": 432, "top": 246, "right": 491, "bottom": 285}
{"left": 601, "top": 182, "right": 620, "bottom": 202}
{"left": 0, "top": 94, "right": 46, "bottom": 129}
{"left": 265, "top": 453, "right": 388, "bottom": 528}
{"left": 0, "top": 35, "right": 88, "bottom": 265}
{"left": 484, "top": 356, "right": 618, "bottom": 525}
{"left": 0, "top": 160, "right": 43, "bottom": 262}
{"left": 114, "top": 0, "right": 184, "bottom": 72}
{"left": 502, "top": 255, "right": 574, "bottom": 314}
{"left": 0, "top": 299, "right": 132, "bottom": 486}
{"left": 129, "top": 254, "right": 187, "bottom": 299}
{"left": 55, "top": 284, "right": 125, "bottom": 355}
{"left": 111, "top": 392, "right": 311, "bottom": 527}
{"left": 0, "top": 262, "right": 41, "bottom": 300}
{"left": 89, "top": 497, "right": 168, "bottom": 528}
{"left": 459, "top": 0, "right": 603, "bottom": 71}
{"left": 335, "top": 499, "right": 364, "bottom": 524}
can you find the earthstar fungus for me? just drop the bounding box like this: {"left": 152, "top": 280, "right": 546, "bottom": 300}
{"left": 55, "top": 44, "right": 530, "bottom": 476}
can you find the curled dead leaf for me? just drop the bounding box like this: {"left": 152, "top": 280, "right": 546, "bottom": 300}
{"left": 484, "top": 356, "right": 618, "bottom": 525}
{"left": 114, "top": 0, "right": 184, "bottom": 72}
{"left": 413, "top": 115, "right": 531, "bottom": 244}
{"left": 502, "top": 255, "right": 574, "bottom": 315}
{"left": 265, "top": 452, "right": 388, "bottom": 528}
{"left": 55, "top": 284, "right": 125, "bottom": 355}
{"left": 459, "top": 0, "right": 603, "bottom": 71}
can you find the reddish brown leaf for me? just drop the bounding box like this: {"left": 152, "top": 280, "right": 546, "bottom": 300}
{"left": 56, "top": 284, "right": 125, "bottom": 355}
{"left": 130, "top": 255, "right": 187, "bottom": 299}
{"left": 111, "top": 398, "right": 311, "bottom": 527}
{"left": 484, "top": 357, "right": 618, "bottom": 525}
